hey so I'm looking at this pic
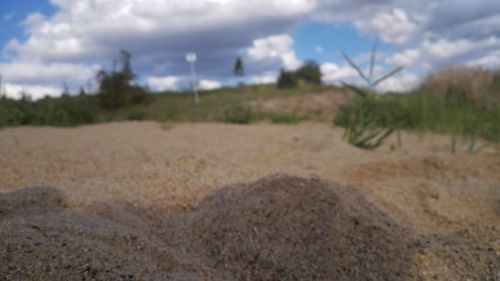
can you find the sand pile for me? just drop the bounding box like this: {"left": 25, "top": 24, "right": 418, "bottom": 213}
{"left": 1, "top": 175, "right": 497, "bottom": 280}
{"left": 0, "top": 188, "right": 175, "bottom": 280}
{"left": 183, "top": 174, "right": 421, "bottom": 281}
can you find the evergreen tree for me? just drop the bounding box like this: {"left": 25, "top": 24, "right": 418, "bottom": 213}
{"left": 97, "top": 49, "right": 152, "bottom": 110}
{"left": 234, "top": 56, "right": 244, "bottom": 77}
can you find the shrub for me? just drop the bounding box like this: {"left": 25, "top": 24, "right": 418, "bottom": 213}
{"left": 270, "top": 113, "right": 306, "bottom": 124}
{"left": 295, "top": 60, "right": 322, "bottom": 86}
{"left": 277, "top": 69, "right": 298, "bottom": 89}
{"left": 127, "top": 109, "right": 148, "bottom": 121}
{"left": 276, "top": 60, "right": 322, "bottom": 89}
{"left": 223, "top": 105, "right": 254, "bottom": 124}
{"left": 0, "top": 94, "right": 98, "bottom": 127}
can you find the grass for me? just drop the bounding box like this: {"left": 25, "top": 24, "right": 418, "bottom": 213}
{"left": 0, "top": 84, "right": 335, "bottom": 127}
{"left": 139, "top": 84, "right": 329, "bottom": 123}
{"left": 2, "top": 71, "right": 499, "bottom": 148}
{"left": 334, "top": 66, "right": 500, "bottom": 150}
{"left": 270, "top": 113, "right": 307, "bottom": 124}
{"left": 335, "top": 89, "right": 500, "bottom": 144}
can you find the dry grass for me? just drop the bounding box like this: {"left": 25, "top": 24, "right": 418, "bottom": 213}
{"left": 423, "top": 66, "right": 500, "bottom": 106}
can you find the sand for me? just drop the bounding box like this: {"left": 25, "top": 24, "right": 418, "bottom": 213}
{"left": 0, "top": 122, "right": 499, "bottom": 280}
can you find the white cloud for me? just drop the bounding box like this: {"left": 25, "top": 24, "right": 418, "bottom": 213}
{"left": 252, "top": 74, "right": 277, "bottom": 84}
{"left": 247, "top": 34, "right": 302, "bottom": 71}
{"left": 3, "top": 83, "right": 61, "bottom": 100}
{"left": 314, "top": 0, "right": 500, "bottom": 84}
{"left": 0, "top": 61, "right": 97, "bottom": 85}
{"left": 199, "top": 79, "right": 222, "bottom": 90}
{"left": 376, "top": 71, "right": 420, "bottom": 93}
{"left": 2, "top": 0, "right": 313, "bottom": 92}
{"left": 315, "top": 46, "right": 324, "bottom": 54}
{"left": 421, "top": 39, "right": 473, "bottom": 59}
{"left": 2, "top": 0, "right": 500, "bottom": 94}
{"left": 355, "top": 8, "right": 418, "bottom": 45}
{"left": 147, "top": 76, "right": 181, "bottom": 91}
{"left": 385, "top": 49, "right": 420, "bottom": 67}
{"left": 9, "top": 0, "right": 313, "bottom": 63}
{"left": 467, "top": 50, "right": 500, "bottom": 68}
{"left": 320, "top": 63, "right": 357, "bottom": 84}
{"left": 147, "top": 76, "right": 221, "bottom": 91}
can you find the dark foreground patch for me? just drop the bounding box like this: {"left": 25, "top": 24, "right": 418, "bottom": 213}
{"left": 183, "top": 175, "right": 420, "bottom": 281}
{"left": 0, "top": 175, "right": 498, "bottom": 280}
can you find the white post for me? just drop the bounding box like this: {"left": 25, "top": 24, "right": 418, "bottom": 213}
{"left": 186, "top": 53, "right": 199, "bottom": 105}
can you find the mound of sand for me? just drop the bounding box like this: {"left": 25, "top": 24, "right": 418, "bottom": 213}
{"left": 183, "top": 174, "right": 420, "bottom": 281}
{"left": 0, "top": 187, "right": 173, "bottom": 280}
{"left": 0, "top": 175, "right": 497, "bottom": 280}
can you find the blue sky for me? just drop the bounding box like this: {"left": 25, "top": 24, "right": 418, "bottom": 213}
{"left": 292, "top": 21, "right": 393, "bottom": 63}
{"left": 1, "top": 0, "right": 499, "bottom": 98}
{"left": 0, "top": 1, "right": 57, "bottom": 50}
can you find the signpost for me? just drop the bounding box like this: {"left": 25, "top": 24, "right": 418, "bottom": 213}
{"left": 186, "top": 53, "right": 199, "bottom": 105}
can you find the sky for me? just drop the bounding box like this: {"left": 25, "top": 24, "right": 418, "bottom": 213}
{"left": 1, "top": 0, "right": 500, "bottom": 99}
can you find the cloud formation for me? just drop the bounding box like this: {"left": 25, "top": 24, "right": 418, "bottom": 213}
{"left": 0, "top": 0, "right": 499, "bottom": 98}
{"left": 1, "top": 0, "right": 312, "bottom": 97}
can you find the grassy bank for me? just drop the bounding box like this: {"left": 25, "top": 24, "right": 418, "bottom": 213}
{"left": 336, "top": 91, "right": 500, "bottom": 142}
{"left": 335, "top": 68, "right": 500, "bottom": 144}
{"left": 0, "top": 84, "right": 332, "bottom": 127}
{"left": 1, "top": 67, "right": 499, "bottom": 146}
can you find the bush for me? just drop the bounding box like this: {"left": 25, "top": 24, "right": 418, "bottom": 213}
{"left": 0, "top": 94, "right": 99, "bottom": 127}
{"left": 276, "top": 60, "right": 322, "bottom": 89}
{"left": 223, "top": 105, "right": 254, "bottom": 124}
{"left": 295, "top": 60, "right": 322, "bottom": 86}
{"left": 127, "top": 109, "right": 148, "bottom": 121}
{"left": 270, "top": 113, "right": 306, "bottom": 124}
{"left": 277, "top": 69, "right": 298, "bottom": 89}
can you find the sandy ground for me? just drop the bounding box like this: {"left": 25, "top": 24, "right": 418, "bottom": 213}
{"left": 0, "top": 122, "right": 499, "bottom": 280}
{"left": 247, "top": 91, "right": 352, "bottom": 120}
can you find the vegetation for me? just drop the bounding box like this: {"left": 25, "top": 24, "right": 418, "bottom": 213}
{"left": 0, "top": 45, "right": 498, "bottom": 151}
{"left": 97, "top": 49, "right": 153, "bottom": 110}
{"left": 337, "top": 44, "right": 403, "bottom": 149}
{"left": 222, "top": 105, "right": 255, "bottom": 124}
{"left": 233, "top": 57, "right": 244, "bottom": 77}
{"left": 295, "top": 60, "right": 322, "bottom": 86}
{"left": 277, "top": 60, "right": 322, "bottom": 89}
{"left": 0, "top": 93, "right": 98, "bottom": 127}
{"left": 277, "top": 69, "right": 299, "bottom": 89}
{"left": 335, "top": 66, "right": 500, "bottom": 149}
{"left": 335, "top": 91, "right": 395, "bottom": 149}
{"left": 270, "top": 113, "right": 307, "bottom": 124}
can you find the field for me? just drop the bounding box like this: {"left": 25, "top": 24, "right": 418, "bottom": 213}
{"left": 0, "top": 121, "right": 499, "bottom": 280}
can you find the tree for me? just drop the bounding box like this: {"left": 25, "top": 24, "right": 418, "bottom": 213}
{"left": 78, "top": 87, "right": 87, "bottom": 96}
{"left": 96, "top": 49, "right": 152, "bottom": 110}
{"left": 295, "top": 60, "right": 322, "bottom": 85}
{"left": 275, "top": 60, "right": 322, "bottom": 89}
{"left": 0, "top": 74, "right": 3, "bottom": 97}
{"left": 277, "top": 69, "right": 298, "bottom": 89}
{"left": 234, "top": 56, "right": 244, "bottom": 77}
{"left": 62, "top": 82, "right": 70, "bottom": 97}
{"left": 119, "top": 49, "right": 133, "bottom": 80}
